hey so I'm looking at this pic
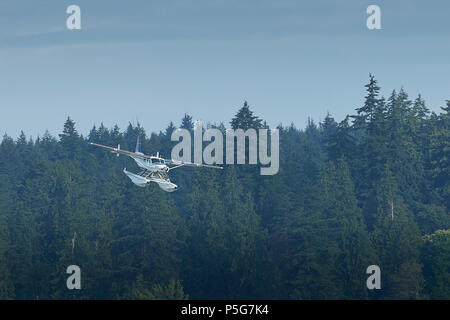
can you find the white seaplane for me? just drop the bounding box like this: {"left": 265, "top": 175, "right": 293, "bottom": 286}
{"left": 89, "top": 137, "right": 222, "bottom": 192}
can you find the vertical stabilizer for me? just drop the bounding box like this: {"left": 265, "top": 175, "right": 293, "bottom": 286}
{"left": 135, "top": 136, "right": 142, "bottom": 154}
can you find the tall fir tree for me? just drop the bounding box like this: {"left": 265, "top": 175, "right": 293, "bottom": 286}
{"left": 230, "top": 101, "right": 263, "bottom": 130}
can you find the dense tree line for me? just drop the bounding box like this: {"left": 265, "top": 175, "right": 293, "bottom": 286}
{"left": 0, "top": 75, "right": 448, "bottom": 299}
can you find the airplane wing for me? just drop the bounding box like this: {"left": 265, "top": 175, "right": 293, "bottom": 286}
{"left": 90, "top": 141, "right": 223, "bottom": 169}
{"left": 166, "top": 159, "right": 223, "bottom": 170}
{"left": 89, "top": 142, "right": 153, "bottom": 160}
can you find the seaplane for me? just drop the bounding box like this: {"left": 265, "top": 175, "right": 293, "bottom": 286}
{"left": 89, "top": 137, "right": 222, "bottom": 192}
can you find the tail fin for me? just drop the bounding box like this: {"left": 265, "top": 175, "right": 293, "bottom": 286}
{"left": 135, "top": 136, "right": 142, "bottom": 154}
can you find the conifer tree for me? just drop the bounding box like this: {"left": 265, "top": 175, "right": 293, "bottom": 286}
{"left": 230, "top": 101, "right": 262, "bottom": 130}
{"left": 59, "top": 117, "right": 81, "bottom": 158}
{"left": 422, "top": 229, "right": 450, "bottom": 299}
{"left": 371, "top": 165, "right": 424, "bottom": 299}
{"left": 180, "top": 114, "right": 194, "bottom": 130}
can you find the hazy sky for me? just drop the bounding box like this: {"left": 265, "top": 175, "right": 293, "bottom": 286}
{"left": 0, "top": 0, "right": 449, "bottom": 139}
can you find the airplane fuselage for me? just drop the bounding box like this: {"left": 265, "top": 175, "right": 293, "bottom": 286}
{"left": 134, "top": 157, "right": 168, "bottom": 173}
{"left": 129, "top": 156, "right": 178, "bottom": 192}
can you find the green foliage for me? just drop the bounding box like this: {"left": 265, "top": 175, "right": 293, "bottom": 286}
{"left": 130, "top": 274, "right": 189, "bottom": 299}
{"left": 148, "top": 279, "right": 189, "bottom": 300}
{"left": 422, "top": 230, "right": 450, "bottom": 299}
{"left": 230, "top": 101, "right": 263, "bottom": 130}
{"left": 0, "top": 77, "right": 448, "bottom": 299}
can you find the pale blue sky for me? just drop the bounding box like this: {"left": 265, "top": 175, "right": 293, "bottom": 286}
{"left": 0, "top": 0, "right": 449, "bottom": 138}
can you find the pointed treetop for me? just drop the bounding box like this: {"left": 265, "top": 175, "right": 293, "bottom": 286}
{"left": 354, "top": 74, "right": 381, "bottom": 125}
{"left": 17, "top": 131, "right": 27, "bottom": 145}
{"left": 60, "top": 116, "right": 78, "bottom": 138}
{"left": 180, "top": 114, "right": 194, "bottom": 130}
{"left": 230, "top": 101, "right": 263, "bottom": 130}
{"left": 165, "top": 121, "right": 176, "bottom": 138}
{"left": 441, "top": 100, "right": 450, "bottom": 114}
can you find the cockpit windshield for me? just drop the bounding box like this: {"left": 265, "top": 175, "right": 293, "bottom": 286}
{"left": 151, "top": 158, "right": 164, "bottom": 164}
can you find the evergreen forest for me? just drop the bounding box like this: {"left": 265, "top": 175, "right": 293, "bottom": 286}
{"left": 0, "top": 75, "right": 448, "bottom": 299}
